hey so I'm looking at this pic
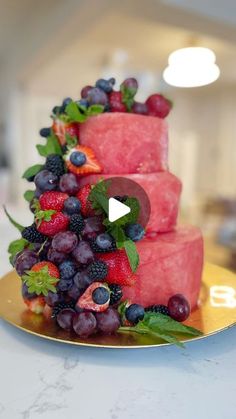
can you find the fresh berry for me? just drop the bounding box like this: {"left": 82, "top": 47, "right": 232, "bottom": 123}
{"left": 125, "top": 223, "right": 145, "bottom": 242}
{"left": 45, "top": 154, "right": 66, "bottom": 177}
{"left": 168, "top": 294, "right": 190, "bottom": 322}
{"left": 76, "top": 99, "right": 89, "bottom": 108}
{"left": 34, "top": 170, "right": 58, "bottom": 192}
{"left": 24, "top": 296, "right": 46, "bottom": 314}
{"left": 62, "top": 97, "right": 72, "bottom": 108}
{"left": 63, "top": 197, "right": 81, "bottom": 215}
{"left": 47, "top": 247, "right": 67, "bottom": 265}
{"left": 57, "top": 308, "right": 75, "bottom": 331}
{"left": 77, "top": 282, "right": 110, "bottom": 312}
{"left": 98, "top": 250, "right": 136, "bottom": 286}
{"left": 73, "top": 312, "right": 97, "bottom": 337}
{"left": 95, "top": 78, "right": 115, "bottom": 93}
{"left": 52, "top": 106, "right": 62, "bottom": 115}
{"left": 109, "top": 91, "right": 126, "bottom": 112}
{"left": 109, "top": 284, "right": 122, "bottom": 306}
{"left": 96, "top": 307, "right": 121, "bottom": 334}
{"left": 22, "top": 224, "right": 47, "bottom": 243}
{"left": 72, "top": 241, "right": 94, "bottom": 264}
{"left": 57, "top": 277, "right": 74, "bottom": 292}
{"left": 87, "top": 260, "right": 108, "bottom": 281}
{"left": 37, "top": 212, "right": 69, "bottom": 237}
{"left": 90, "top": 236, "right": 116, "bottom": 253}
{"left": 145, "top": 304, "right": 170, "bottom": 316}
{"left": 39, "top": 191, "right": 69, "bottom": 211}
{"left": 52, "top": 231, "right": 78, "bottom": 254}
{"left": 146, "top": 94, "right": 172, "bottom": 118}
{"left": 66, "top": 145, "right": 102, "bottom": 175}
{"left": 95, "top": 233, "right": 114, "bottom": 250}
{"left": 59, "top": 173, "right": 80, "bottom": 195}
{"left": 31, "top": 261, "right": 60, "bottom": 278}
{"left": 82, "top": 216, "right": 104, "bottom": 239}
{"left": 77, "top": 185, "right": 95, "bottom": 217}
{"left": 132, "top": 102, "right": 148, "bottom": 115}
{"left": 73, "top": 270, "right": 94, "bottom": 292}
{"left": 52, "top": 301, "right": 75, "bottom": 318}
{"left": 52, "top": 119, "right": 79, "bottom": 146}
{"left": 81, "top": 85, "right": 93, "bottom": 98}
{"left": 125, "top": 304, "right": 145, "bottom": 325}
{"left": 59, "top": 260, "right": 77, "bottom": 280}
{"left": 21, "top": 283, "right": 37, "bottom": 300}
{"left": 69, "top": 214, "right": 85, "bottom": 235}
{"left": 39, "top": 127, "right": 51, "bottom": 138}
{"left": 45, "top": 291, "right": 63, "bottom": 307}
{"left": 87, "top": 87, "right": 108, "bottom": 106}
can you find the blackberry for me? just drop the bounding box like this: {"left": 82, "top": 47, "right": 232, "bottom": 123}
{"left": 87, "top": 260, "right": 108, "bottom": 280}
{"left": 145, "top": 304, "right": 170, "bottom": 316}
{"left": 90, "top": 237, "right": 116, "bottom": 253}
{"left": 52, "top": 301, "right": 75, "bottom": 319}
{"left": 22, "top": 224, "right": 47, "bottom": 244}
{"left": 45, "top": 154, "right": 65, "bottom": 177}
{"left": 69, "top": 214, "right": 85, "bottom": 235}
{"left": 109, "top": 284, "right": 122, "bottom": 305}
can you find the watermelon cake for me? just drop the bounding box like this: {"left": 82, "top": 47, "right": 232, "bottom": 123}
{"left": 6, "top": 77, "right": 203, "bottom": 345}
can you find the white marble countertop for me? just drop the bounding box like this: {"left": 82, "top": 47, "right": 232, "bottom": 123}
{"left": 1, "top": 209, "right": 236, "bottom": 419}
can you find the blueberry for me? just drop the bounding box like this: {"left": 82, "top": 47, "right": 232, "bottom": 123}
{"left": 87, "top": 87, "right": 108, "bottom": 106}
{"left": 70, "top": 151, "right": 87, "bottom": 167}
{"left": 95, "top": 233, "right": 113, "bottom": 250}
{"left": 92, "top": 287, "right": 110, "bottom": 305}
{"left": 62, "top": 97, "right": 72, "bottom": 107}
{"left": 95, "top": 78, "right": 115, "bottom": 93}
{"left": 39, "top": 127, "right": 51, "bottom": 138}
{"left": 63, "top": 197, "right": 81, "bottom": 215}
{"left": 59, "top": 260, "right": 77, "bottom": 280}
{"left": 125, "top": 304, "right": 145, "bottom": 324}
{"left": 76, "top": 99, "right": 89, "bottom": 109}
{"left": 125, "top": 223, "right": 145, "bottom": 242}
{"left": 57, "top": 278, "right": 74, "bottom": 292}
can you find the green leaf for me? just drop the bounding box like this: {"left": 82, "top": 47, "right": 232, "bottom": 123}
{"left": 8, "top": 238, "right": 29, "bottom": 265}
{"left": 35, "top": 209, "right": 56, "bottom": 226}
{"left": 36, "top": 132, "right": 62, "bottom": 157}
{"left": 22, "top": 164, "right": 44, "bottom": 180}
{"left": 24, "top": 190, "right": 35, "bottom": 202}
{"left": 117, "top": 197, "right": 140, "bottom": 226}
{"left": 22, "top": 266, "right": 59, "bottom": 296}
{"left": 124, "top": 240, "right": 139, "bottom": 272}
{"left": 86, "top": 104, "right": 104, "bottom": 117}
{"left": 144, "top": 312, "right": 202, "bottom": 337}
{"left": 89, "top": 180, "right": 110, "bottom": 215}
{"left": 65, "top": 101, "right": 87, "bottom": 123}
{"left": 120, "top": 83, "right": 137, "bottom": 112}
{"left": 4, "top": 206, "right": 24, "bottom": 232}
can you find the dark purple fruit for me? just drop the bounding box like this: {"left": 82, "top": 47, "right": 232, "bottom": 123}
{"left": 96, "top": 308, "right": 121, "bottom": 334}
{"left": 73, "top": 312, "right": 97, "bottom": 337}
{"left": 168, "top": 294, "right": 190, "bottom": 322}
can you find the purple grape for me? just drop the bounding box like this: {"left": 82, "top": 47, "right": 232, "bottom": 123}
{"left": 47, "top": 247, "right": 68, "bottom": 265}
{"left": 57, "top": 308, "right": 75, "bottom": 331}
{"left": 87, "top": 87, "right": 108, "bottom": 106}
{"left": 33, "top": 241, "right": 51, "bottom": 260}
{"left": 73, "top": 312, "right": 97, "bottom": 337}
{"left": 15, "top": 250, "right": 39, "bottom": 276}
{"left": 34, "top": 170, "right": 58, "bottom": 192}
{"left": 82, "top": 216, "right": 104, "bottom": 239}
{"left": 73, "top": 270, "right": 94, "bottom": 292}
{"left": 132, "top": 102, "right": 148, "bottom": 115}
{"left": 59, "top": 173, "right": 79, "bottom": 195}
{"left": 168, "top": 294, "right": 190, "bottom": 322}
{"left": 81, "top": 85, "right": 93, "bottom": 98}
{"left": 72, "top": 241, "right": 94, "bottom": 264}
{"left": 21, "top": 283, "right": 37, "bottom": 300}
{"left": 122, "top": 77, "right": 138, "bottom": 91}
{"left": 96, "top": 308, "right": 121, "bottom": 334}
{"left": 57, "top": 277, "right": 74, "bottom": 292}
{"left": 52, "top": 231, "right": 78, "bottom": 254}
{"left": 45, "top": 291, "right": 63, "bottom": 307}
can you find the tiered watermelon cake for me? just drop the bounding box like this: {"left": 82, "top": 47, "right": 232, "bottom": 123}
{"left": 6, "top": 77, "right": 203, "bottom": 345}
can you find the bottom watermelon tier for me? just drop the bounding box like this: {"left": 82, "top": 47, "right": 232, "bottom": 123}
{"left": 122, "top": 225, "right": 204, "bottom": 310}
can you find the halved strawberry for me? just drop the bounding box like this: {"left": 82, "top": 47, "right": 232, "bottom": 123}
{"left": 76, "top": 184, "right": 95, "bottom": 216}
{"left": 39, "top": 191, "right": 69, "bottom": 211}
{"left": 65, "top": 145, "right": 102, "bottom": 175}
{"left": 24, "top": 296, "right": 46, "bottom": 314}
{"left": 52, "top": 118, "right": 79, "bottom": 146}
{"left": 98, "top": 250, "right": 136, "bottom": 286}
{"left": 76, "top": 282, "right": 110, "bottom": 312}
{"left": 37, "top": 211, "right": 69, "bottom": 237}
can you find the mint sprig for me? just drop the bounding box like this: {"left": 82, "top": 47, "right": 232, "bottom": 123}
{"left": 120, "top": 84, "right": 137, "bottom": 112}
{"left": 22, "top": 164, "right": 44, "bottom": 180}
{"left": 4, "top": 206, "right": 25, "bottom": 233}
{"left": 22, "top": 266, "right": 59, "bottom": 296}
{"left": 36, "top": 132, "right": 62, "bottom": 157}
{"left": 65, "top": 101, "right": 104, "bottom": 123}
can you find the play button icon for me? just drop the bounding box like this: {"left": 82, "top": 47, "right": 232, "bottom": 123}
{"left": 108, "top": 197, "right": 131, "bottom": 222}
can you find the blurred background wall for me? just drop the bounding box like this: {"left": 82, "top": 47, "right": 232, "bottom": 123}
{"left": 1, "top": 0, "right": 236, "bottom": 270}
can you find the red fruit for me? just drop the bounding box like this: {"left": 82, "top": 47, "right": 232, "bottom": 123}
{"left": 146, "top": 94, "right": 172, "bottom": 118}
{"left": 52, "top": 118, "right": 79, "bottom": 146}
{"left": 24, "top": 296, "right": 46, "bottom": 314}
{"left": 37, "top": 212, "right": 69, "bottom": 237}
{"left": 31, "top": 261, "right": 60, "bottom": 279}
{"left": 109, "top": 92, "right": 127, "bottom": 112}
{"left": 98, "top": 250, "right": 136, "bottom": 286}
{"left": 39, "top": 191, "right": 69, "bottom": 211}
{"left": 76, "top": 282, "right": 110, "bottom": 312}
{"left": 77, "top": 184, "right": 95, "bottom": 216}
{"left": 66, "top": 145, "right": 102, "bottom": 175}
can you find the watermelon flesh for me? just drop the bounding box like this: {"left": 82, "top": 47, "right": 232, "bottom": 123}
{"left": 122, "top": 225, "right": 204, "bottom": 309}
{"left": 79, "top": 113, "right": 168, "bottom": 174}
{"left": 79, "top": 172, "right": 182, "bottom": 233}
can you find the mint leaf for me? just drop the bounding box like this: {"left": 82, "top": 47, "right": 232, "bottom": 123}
{"left": 120, "top": 84, "right": 137, "bottom": 112}
{"left": 4, "top": 206, "right": 24, "bottom": 232}
{"left": 116, "top": 197, "right": 140, "bottom": 225}
{"left": 65, "top": 101, "right": 87, "bottom": 123}
{"left": 24, "top": 190, "right": 35, "bottom": 202}
{"left": 86, "top": 104, "right": 104, "bottom": 116}
{"left": 36, "top": 132, "right": 62, "bottom": 157}
{"left": 8, "top": 238, "right": 29, "bottom": 265}
{"left": 22, "top": 164, "right": 44, "bottom": 180}
{"left": 124, "top": 240, "right": 139, "bottom": 272}
{"left": 89, "top": 180, "right": 110, "bottom": 215}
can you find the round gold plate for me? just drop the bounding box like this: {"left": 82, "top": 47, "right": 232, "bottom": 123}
{"left": 1, "top": 263, "right": 236, "bottom": 348}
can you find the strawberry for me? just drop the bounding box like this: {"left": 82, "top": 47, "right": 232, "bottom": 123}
{"left": 76, "top": 282, "right": 110, "bottom": 312}
{"left": 65, "top": 145, "right": 102, "bottom": 175}
{"left": 22, "top": 262, "right": 60, "bottom": 297}
{"left": 145, "top": 94, "right": 172, "bottom": 118}
{"left": 76, "top": 184, "right": 95, "bottom": 216}
{"left": 43, "top": 304, "right": 53, "bottom": 320}
{"left": 52, "top": 118, "right": 79, "bottom": 146}
{"left": 31, "top": 261, "right": 60, "bottom": 278}
{"left": 37, "top": 212, "right": 69, "bottom": 237}
{"left": 109, "top": 91, "right": 127, "bottom": 112}
{"left": 24, "top": 296, "right": 46, "bottom": 314}
{"left": 98, "top": 250, "right": 136, "bottom": 286}
{"left": 39, "top": 191, "right": 69, "bottom": 211}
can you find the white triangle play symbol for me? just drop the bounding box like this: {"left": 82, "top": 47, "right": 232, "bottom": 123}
{"left": 108, "top": 197, "right": 131, "bottom": 222}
